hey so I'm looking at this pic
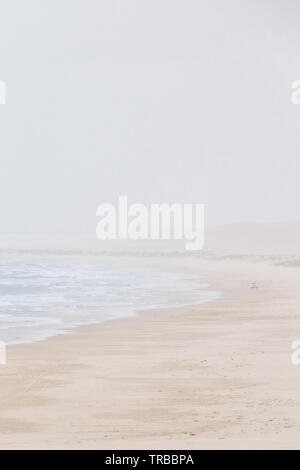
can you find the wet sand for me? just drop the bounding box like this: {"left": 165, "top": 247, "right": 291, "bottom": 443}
{"left": 0, "top": 257, "right": 299, "bottom": 449}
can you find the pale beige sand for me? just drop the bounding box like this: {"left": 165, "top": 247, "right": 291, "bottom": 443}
{"left": 0, "top": 255, "right": 300, "bottom": 450}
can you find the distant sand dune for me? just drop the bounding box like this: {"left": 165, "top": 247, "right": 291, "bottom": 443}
{"left": 1, "top": 222, "right": 300, "bottom": 256}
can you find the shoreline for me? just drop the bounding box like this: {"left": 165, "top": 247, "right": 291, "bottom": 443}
{"left": 0, "top": 255, "right": 220, "bottom": 347}
{"left": 1, "top": 258, "right": 300, "bottom": 449}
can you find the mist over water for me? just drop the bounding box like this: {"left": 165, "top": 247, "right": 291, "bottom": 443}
{"left": 0, "top": 253, "right": 219, "bottom": 345}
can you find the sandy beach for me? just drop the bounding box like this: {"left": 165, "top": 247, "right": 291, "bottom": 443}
{"left": 0, "top": 254, "right": 300, "bottom": 450}
{"left": 1, "top": 0, "right": 299, "bottom": 453}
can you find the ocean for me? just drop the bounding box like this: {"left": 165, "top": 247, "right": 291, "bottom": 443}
{"left": 0, "top": 253, "right": 220, "bottom": 345}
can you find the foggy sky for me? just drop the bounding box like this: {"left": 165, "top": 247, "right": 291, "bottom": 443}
{"left": 0, "top": 0, "right": 299, "bottom": 234}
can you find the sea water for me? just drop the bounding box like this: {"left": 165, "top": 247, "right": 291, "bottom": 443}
{"left": 0, "top": 254, "right": 220, "bottom": 345}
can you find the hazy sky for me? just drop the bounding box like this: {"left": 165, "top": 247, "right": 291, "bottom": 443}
{"left": 0, "top": 0, "right": 299, "bottom": 234}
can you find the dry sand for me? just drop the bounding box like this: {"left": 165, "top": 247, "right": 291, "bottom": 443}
{"left": 0, "top": 254, "right": 300, "bottom": 450}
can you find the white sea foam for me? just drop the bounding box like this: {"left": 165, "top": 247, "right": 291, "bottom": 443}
{"left": 0, "top": 254, "right": 220, "bottom": 345}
